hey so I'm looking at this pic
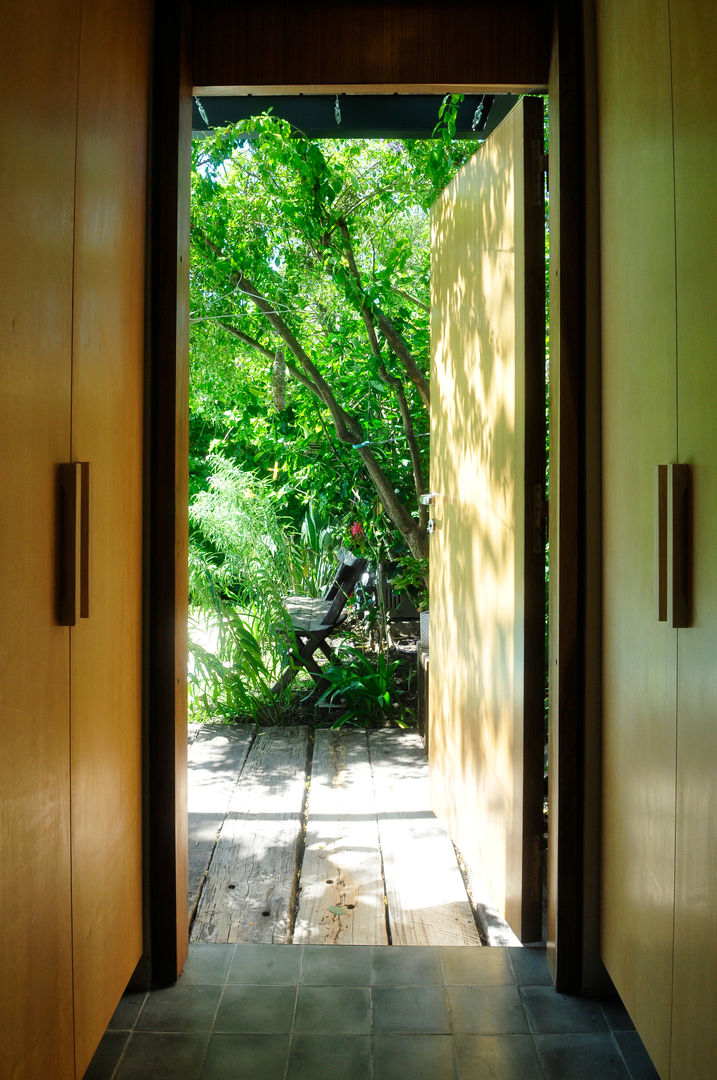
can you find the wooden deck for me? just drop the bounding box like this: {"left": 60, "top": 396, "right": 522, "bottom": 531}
{"left": 188, "top": 724, "right": 482, "bottom": 947}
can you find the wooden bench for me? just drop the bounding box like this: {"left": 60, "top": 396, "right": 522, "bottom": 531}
{"left": 272, "top": 549, "right": 368, "bottom": 695}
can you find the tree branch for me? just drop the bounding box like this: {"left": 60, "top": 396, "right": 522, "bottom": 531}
{"left": 217, "top": 320, "right": 322, "bottom": 398}
{"left": 389, "top": 287, "right": 430, "bottom": 314}
{"left": 334, "top": 217, "right": 430, "bottom": 411}
{"left": 216, "top": 321, "right": 275, "bottom": 361}
{"left": 355, "top": 445, "right": 428, "bottom": 560}
{"left": 337, "top": 218, "right": 427, "bottom": 513}
{"left": 193, "top": 224, "right": 428, "bottom": 559}
{"left": 234, "top": 273, "right": 363, "bottom": 445}
{"left": 376, "top": 312, "right": 430, "bottom": 409}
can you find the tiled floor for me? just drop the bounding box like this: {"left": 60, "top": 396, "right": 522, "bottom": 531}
{"left": 85, "top": 944, "right": 660, "bottom": 1080}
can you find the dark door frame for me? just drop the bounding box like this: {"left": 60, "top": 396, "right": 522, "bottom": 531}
{"left": 144, "top": 0, "right": 593, "bottom": 994}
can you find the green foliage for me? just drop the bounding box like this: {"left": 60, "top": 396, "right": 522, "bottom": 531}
{"left": 190, "top": 111, "right": 476, "bottom": 562}
{"left": 187, "top": 459, "right": 350, "bottom": 723}
{"left": 188, "top": 455, "right": 296, "bottom": 723}
{"left": 317, "top": 645, "right": 414, "bottom": 730}
{"left": 189, "top": 453, "right": 293, "bottom": 607}
{"left": 289, "top": 503, "right": 339, "bottom": 597}
{"left": 188, "top": 606, "right": 290, "bottom": 725}
{"left": 390, "top": 554, "right": 429, "bottom": 611}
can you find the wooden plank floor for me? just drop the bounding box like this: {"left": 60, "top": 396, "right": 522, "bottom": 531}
{"left": 187, "top": 724, "right": 254, "bottom": 923}
{"left": 191, "top": 727, "right": 309, "bottom": 943}
{"left": 188, "top": 725, "right": 481, "bottom": 946}
{"left": 294, "top": 730, "right": 387, "bottom": 944}
{"left": 369, "top": 730, "right": 483, "bottom": 945}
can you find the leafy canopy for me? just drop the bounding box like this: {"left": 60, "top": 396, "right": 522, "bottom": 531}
{"left": 190, "top": 105, "right": 475, "bottom": 567}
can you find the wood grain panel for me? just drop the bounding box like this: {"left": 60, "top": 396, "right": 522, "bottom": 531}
{"left": 190, "top": 0, "right": 552, "bottom": 93}
{"left": 69, "top": 0, "right": 151, "bottom": 1071}
{"left": 429, "top": 98, "right": 545, "bottom": 941}
{"left": 669, "top": 3, "right": 717, "bottom": 1075}
{"left": 0, "top": 3, "right": 79, "bottom": 1077}
{"left": 596, "top": 1, "right": 677, "bottom": 1073}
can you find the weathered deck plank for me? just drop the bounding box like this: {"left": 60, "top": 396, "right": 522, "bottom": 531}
{"left": 294, "top": 730, "right": 388, "bottom": 945}
{"left": 191, "top": 727, "right": 309, "bottom": 944}
{"left": 369, "top": 730, "right": 482, "bottom": 946}
{"left": 187, "top": 723, "right": 255, "bottom": 922}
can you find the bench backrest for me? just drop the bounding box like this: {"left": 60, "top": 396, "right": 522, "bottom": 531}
{"left": 321, "top": 550, "right": 368, "bottom": 625}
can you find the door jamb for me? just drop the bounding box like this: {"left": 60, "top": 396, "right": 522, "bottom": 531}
{"left": 145, "top": 0, "right": 590, "bottom": 992}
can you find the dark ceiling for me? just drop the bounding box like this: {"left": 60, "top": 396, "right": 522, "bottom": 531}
{"left": 192, "top": 93, "right": 521, "bottom": 140}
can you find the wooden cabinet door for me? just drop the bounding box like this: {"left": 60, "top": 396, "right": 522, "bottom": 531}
{"left": 597, "top": 3, "right": 678, "bottom": 1074}
{"left": 599, "top": 3, "right": 717, "bottom": 1076}
{"left": 429, "top": 98, "right": 545, "bottom": 941}
{"left": 1, "top": 2, "right": 150, "bottom": 1075}
{"left": 669, "top": 4, "right": 717, "bottom": 1074}
{"left": 69, "top": 1, "right": 150, "bottom": 1073}
{"left": 0, "top": 4, "right": 80, "bottom": 1077}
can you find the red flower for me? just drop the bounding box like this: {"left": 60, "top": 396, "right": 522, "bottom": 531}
{"left": 350, "top": 521, "right": 365, "bottom": 539}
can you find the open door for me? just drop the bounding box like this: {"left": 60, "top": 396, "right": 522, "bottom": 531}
{"left": 428, "top": 97, "right": 546, "bottom": 941}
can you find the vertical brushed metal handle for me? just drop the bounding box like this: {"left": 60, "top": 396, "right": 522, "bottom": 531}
{"left": 668, "top": 463, "right": 691, "bottom": 628}
{"left": 655, "top": 465, "right": 667, "bottom": 621}
{"left": 58, "top": 462, "right": 82, "bottom": 626}
{"left": 79, "top": 461, "right": 91, "bottom": 619}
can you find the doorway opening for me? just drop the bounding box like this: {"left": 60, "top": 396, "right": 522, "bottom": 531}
{"left": 183, "top": 91, "right": 549, "bottom": 950}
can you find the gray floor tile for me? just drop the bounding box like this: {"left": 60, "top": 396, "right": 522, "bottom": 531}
{"left": 521, "top": 985, "right": 609, "bottom": 1034}
{"left": 293, "top": 984, "right": 371, "bottom": 1034}
{"left": 448, "top": 985, "right": 530, "bottom": 1035}
{"left": 372, "top": 945, "right": 444, "bottom": 985}
{"left": 90, "top": 944, "right": 660, "bottom": 1080}
{"left": 181, "top": 944, "right": 236, "bottom": 986}
{"left": 287, "top": 1034, "right": 372, "bottom": 1080}
{"left": 373, "top": 1034, "right": 458, "bottom": 1080}
{"left": 373, "top": 985, "right": 451, "bottom": 1034}
{"left": 108, "top": 991, "right": 147, "bottom": 1030}
{"left": 214, "top": 984, "right": 297, "bottom": 1033}
{"left": 83, "top": 1031, "right": 130, "bottom": 1079}
{"left": 227, "top": 944, "right": 303, "bottom": 985}
{"left": 506, "top": 946, "right": 553, "bottom": 986}
{"left": 113, "top": 1032, "right": 210, "bottom": 1080}
{"left": 614, "top": 1031, "right": 661, "bottom": 1080}
{"left": 200, "top": 1033, "right": 290, "bottom": 1079}
{"left": 601, "top": 997, "right": 636, "bottom": 1032}
{"left": 441, "top": 946, "right": 515, "bottom": 986}
{"left": 535, "top": 1033, "right": 631, "bottom": 1079}
{"left": 454, "top": 1033, "right": 544, "bottom": 1080}
{"left": 135, "top": 985, "right": 222, "bottom": 1032}
{"left": 300, "top": 944, "right": 371, "bottom": 985}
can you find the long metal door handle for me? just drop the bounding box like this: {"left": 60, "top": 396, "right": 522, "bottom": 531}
{"left": 79, "top": 461, "right": 91, "bottom": 619}
{"left": 58, "top": 461, "right": 91, "bottom": 625}
{"left": 668, "top": 463, "right": 691, "bottom": 628}
{"left": 58, "top": 462, "right": 82, "bottom": 625}
{"left": 655, "top": 465, "right": 667, "bottom": 621}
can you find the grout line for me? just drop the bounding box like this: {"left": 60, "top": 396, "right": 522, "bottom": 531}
{"left": 283, "top": 945, "right": 305, "bottom": 1080}
{"left": 444, "top": 981, "right": 462, "bottom": 1079}
{"left": 607, "top": 1026, "right": 636, "bottom": 1080}
{"left": 529, "top": 1029, "right": 550, "bottom": 1080}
